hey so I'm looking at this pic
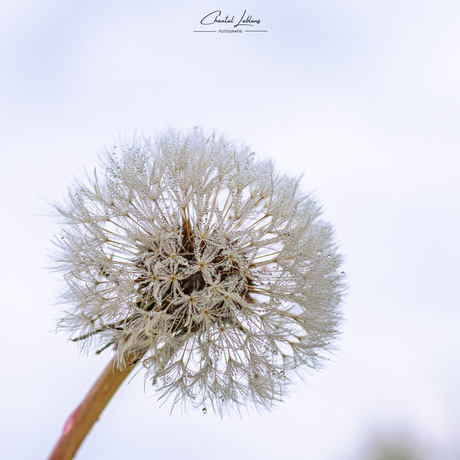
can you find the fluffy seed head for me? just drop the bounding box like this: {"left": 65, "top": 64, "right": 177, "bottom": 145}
{"left": 52, "top": 130, "right": 344, "bottom": 414}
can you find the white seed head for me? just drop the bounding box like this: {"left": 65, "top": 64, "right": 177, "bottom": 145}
{"left": 52, "top": 130, "right": 344, "bottom": 415}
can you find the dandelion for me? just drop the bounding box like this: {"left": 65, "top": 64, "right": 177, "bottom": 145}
{"left": 49, "top": 129, "right": 344, "bottom": 459}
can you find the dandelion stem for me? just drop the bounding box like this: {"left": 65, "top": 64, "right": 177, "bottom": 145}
{"left": 48, "top": 355, "right": 137, "bottom": 460}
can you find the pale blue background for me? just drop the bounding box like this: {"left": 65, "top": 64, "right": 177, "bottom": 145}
{"left": 1, "top": 1, "right": 459, "bottom": 459}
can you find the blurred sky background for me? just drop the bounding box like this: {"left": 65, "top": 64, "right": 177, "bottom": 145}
{"left": 1, "top": 1, "right": 459, "bottom": 459}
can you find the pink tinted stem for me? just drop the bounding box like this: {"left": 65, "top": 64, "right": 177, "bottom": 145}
{"left": 48, "top": 355, "right": 136, "bottom": 460}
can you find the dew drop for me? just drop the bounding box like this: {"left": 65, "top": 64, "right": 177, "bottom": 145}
{"left": 317, "top": 250, "right": 323, "bottom": 255}
{"left": 202, "top": 407, "right": 207, "bottom": 414}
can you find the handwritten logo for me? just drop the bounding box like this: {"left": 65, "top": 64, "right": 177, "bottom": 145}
{"left": 194, "top": 10, "right": 267, "bottom": 33}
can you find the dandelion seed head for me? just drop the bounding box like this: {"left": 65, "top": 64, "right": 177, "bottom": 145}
{"left": 52, "top": 129, "right": 345, "bottom": 415}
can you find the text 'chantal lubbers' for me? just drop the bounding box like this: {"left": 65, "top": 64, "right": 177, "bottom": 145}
{"left": 200, "top": 10, "right": 261, "bottom": 27}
